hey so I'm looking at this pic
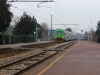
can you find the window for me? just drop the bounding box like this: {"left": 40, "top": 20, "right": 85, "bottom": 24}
{"left": 56, "top": 31, "right": 63, "bottom": 34}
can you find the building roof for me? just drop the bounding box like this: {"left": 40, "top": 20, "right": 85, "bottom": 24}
{"left": 48, "top": 30, "right": 56, "bottom": 33}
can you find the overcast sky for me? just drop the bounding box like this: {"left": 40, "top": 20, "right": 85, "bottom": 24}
{"left": 9, "top": 0, "right": 100, "bottom": 33}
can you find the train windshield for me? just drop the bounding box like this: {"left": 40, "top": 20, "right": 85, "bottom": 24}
{"left": 56, "top": 31, "right": 63, "bottom": 34}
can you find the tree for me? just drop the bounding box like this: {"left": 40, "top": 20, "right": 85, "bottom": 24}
{"left": 41, "top": 22, "right": 48, "bottom": 40}
{"left": 90, "top": 28, "right": 95, "bottom": 41}
{"left": 66, "top": 28, "right": 72, "bottom": 32}
{"left": 84, "top": 31, "right": 88, "bottom": 40}
{"left": 0, "top": 0, "right": 13, "bottom": 44}
{"left": 95, "top": 21, "right": 100, "bottom": 37}
{"left": 13, "top": 12, "right": 37, "bottom": 42}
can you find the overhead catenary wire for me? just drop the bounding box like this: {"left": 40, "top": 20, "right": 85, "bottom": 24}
{"left": 11, "top": 2, "right": 65, "bottom": 26}
{"left": 36, "top": 2, "right": 77, "bottom": 27}
{"left": 26, "top": 2, "right": 66, "bottom": 28}
{"left": 10, "top": 3, "right": 65, "bottom": 29}
{"left": 27, "top": 4, "right": 69, "bottom": 30}
{"left": 11, "top": 5, "right": 51, "bottom": 23}
{"left": 9, "top": 1, "right": 76, "bottom": 25}
{"left": 10, "top": 2, "right": 77, "bottom": 29}
{"left": 45, "top": 2, "right": 72, "bottom": 23}
{"left": 29, "top": 2, "right": 64, "bottom": 23}
{"left": 30, "top": 2, "right": 68, "bottom": 25}
{"left": 25, "top": 2, "right": 51, "bottom": 21}
{"left": 37, "top": 7, "right": 66, "bottom": 25}
{"left": 54, "top": 1, "right": 75, "bottom": 23}
{"left": 45, "top": 1, "right": 79, "bottom": 28}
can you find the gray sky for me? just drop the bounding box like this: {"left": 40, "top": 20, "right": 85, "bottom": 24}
{"left": 10, "top": 0, "right": 100, "bottom": 33}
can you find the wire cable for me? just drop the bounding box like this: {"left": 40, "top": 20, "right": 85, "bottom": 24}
{"left": 54, "top": 1, "right": 75, "bottom": 23}
{"left": 11, "top": 5, "right": 51, "bottom": 22}
{"left": 25, "top": 2, "right": 51, "bottom": 20}
{"left": 30, "top": 2, "right": 68, "bottom": 24}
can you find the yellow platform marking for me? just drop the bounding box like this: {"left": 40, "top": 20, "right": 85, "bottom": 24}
{"left": 37, "top": 42, "right": 80, "bottom": 75}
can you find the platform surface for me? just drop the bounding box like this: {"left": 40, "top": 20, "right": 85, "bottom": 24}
{"left": 26, "top": 41, "right": 100, "bottom": 75}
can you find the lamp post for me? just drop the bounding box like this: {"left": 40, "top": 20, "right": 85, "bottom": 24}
{"left": 36, "top": 24, "right": 37, "bottom": 42}
{"left": 88, "top": 25, "right": 89, "bottom": 42}
{"left": 48, "top": 33, "right": 49, "bottom": 41}
{"left": 34, "top": 32, "right": 36, "bottom": 41}
{"left": 90, "top": 20, "right": 92, "bottom": 41}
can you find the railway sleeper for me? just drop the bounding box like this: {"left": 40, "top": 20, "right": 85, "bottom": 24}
{"left": 0, "top": 51, "right": 46, "bottom": 70}
{"left": 42, "top": 48, "right": 63, "bottom": 51}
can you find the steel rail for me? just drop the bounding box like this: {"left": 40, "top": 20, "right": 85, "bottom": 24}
{"left": 0, "top": 42, "right": 56, "bottom": 55}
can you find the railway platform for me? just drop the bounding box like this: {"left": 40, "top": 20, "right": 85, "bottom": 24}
{"left": 0, "top": 41, "right": 54, "bottom": 49}
{"left": 26, "top": 41, "right": 100, "bottom": 75}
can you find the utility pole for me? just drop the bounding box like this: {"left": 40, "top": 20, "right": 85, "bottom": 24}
{"left": 36, "top": 24, "right": 37, "bottom": 42}
{"left": 51, "top": 14, "right": 53, "bottom": 40}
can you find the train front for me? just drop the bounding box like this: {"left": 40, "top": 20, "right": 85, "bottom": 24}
{"left": 55, "top": 29, "right": 65, "bottom": 42}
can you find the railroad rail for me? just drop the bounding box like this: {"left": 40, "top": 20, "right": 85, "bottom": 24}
{"left": 0, "top": 40, "right": 78, "bottom": 75}
{"left": 42, "top": 41, "right": 76, "bottom": 51}
{"left": 0, "top": 42, "right": 57, "bottom": 58}
{"left": 21, "top": 42, "right": 57, "bottom": 48}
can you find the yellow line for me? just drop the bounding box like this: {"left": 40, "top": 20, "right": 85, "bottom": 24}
{"left": 37, "top": 42, "right": 80, "bottom": 75}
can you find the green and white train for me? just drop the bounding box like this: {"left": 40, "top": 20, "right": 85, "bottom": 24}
{"left": 54, "top": 28, "right": 77, "bottom": 42}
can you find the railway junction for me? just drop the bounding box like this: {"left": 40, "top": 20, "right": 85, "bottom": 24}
{"left": 0, "top": 40, "right": 100, "bottom": 75}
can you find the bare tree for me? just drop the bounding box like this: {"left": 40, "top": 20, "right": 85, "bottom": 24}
{"left": 4, "top": 25, "right": 13, "bottom": 35}
{"left": 90, "top": 28, "right": 95, "bottom": 41}
{"left": 41, "top": 22, "right": 48, "bottom": 40}
{"left": 83, "top": 31, "right": 88, "bottom": 40}
{"left": 84, "top": 28, "right": 95, "bottom": 41}
{"left": 12, "top": 16, "right": 20, "bottom": 26}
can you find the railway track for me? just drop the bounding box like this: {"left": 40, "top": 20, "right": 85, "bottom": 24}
{"left": 0, "top": 42, "right": 56, "bottom": 54}
{"left": 0, "top": 50, "right": 57, "bottom": 75}
{"left": 0, "top": 40, "right": 78, "bottom": 75}
{"left": 21, "top": 42, "right": 57, "bottom": 48}
{"left": 0, "top": 42, "right": 57, "bottom": 58}
{"left": 42, "top": 41, "right": 77, "bottom": 51}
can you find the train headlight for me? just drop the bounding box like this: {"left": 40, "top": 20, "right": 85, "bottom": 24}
{"left": 62, "top": 36, "right": 64, "bottom": 38}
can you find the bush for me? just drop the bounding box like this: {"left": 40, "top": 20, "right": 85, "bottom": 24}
{"left": 0, "top": 34, "right": 3, "bottom": 44}
{"left": 27, "top": 35, "right": 35, "bottom": 42}
{"left": 4, "top": 35, "right": 9, "bottom": 44}
{"left": 0, "top": 34, "right": 35, "bottom": 44}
